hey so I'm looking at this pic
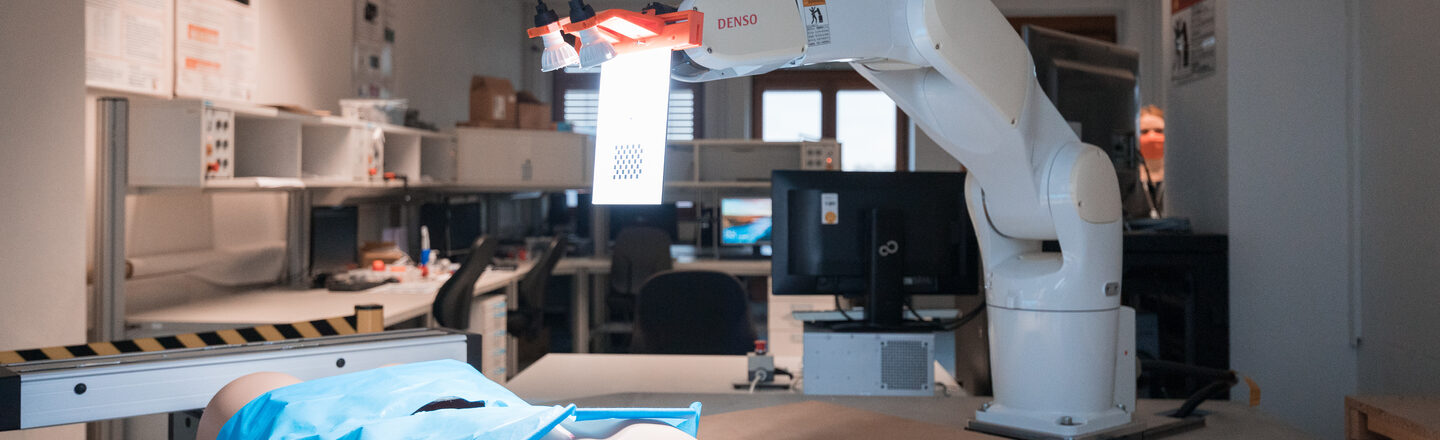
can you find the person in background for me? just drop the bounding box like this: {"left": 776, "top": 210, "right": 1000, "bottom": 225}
{"left": 1138, "top": 105, "right": 1166, "bottom": 217}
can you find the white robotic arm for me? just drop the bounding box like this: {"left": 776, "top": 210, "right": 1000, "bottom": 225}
{"left": 673, "top": 0, "right": 1136, "bottom": 437}
{"left": 535, "top": 0, "right": 1137, "bottom": 436}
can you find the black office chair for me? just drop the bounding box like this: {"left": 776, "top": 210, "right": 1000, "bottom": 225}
{"left": 608, "top": 226, "right": 673, "bottom": 316}
{"left": 508, "top": 235, "right": 567, "bottom": 372}
{"left": 593, "top": 226, "right": 673, "bottom": 351}
{"left": 631, "top": 270, "right": 757, "bottom": 355}
{"left": 432, "top": 236, "right": 499, "bottom": 330}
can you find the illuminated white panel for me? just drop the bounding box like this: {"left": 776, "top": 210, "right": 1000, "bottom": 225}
{"left": 591, "top": 48, "right": 672, "bottom": 205}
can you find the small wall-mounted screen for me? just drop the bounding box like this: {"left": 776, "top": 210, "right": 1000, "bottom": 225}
{"left": 720, "top": 198, "right": 773, "bottom": 245}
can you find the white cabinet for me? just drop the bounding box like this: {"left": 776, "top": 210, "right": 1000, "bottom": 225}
{"left": 454, "top": 128, "right": 592, "bottom": 188}
{"left": 469, "top": 293, "right": 509, "bottom": 383}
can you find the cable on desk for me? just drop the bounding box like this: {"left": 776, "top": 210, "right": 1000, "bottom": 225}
{"left": 748, "top": 370, "right": 768, "bottom": 393}
{"left": 939, "top": 299, "right": 987, "bottom": 331}
{"left": 1141, "top": 359, "right": 1242, "bottom": 418}
{"left": 834, "top": 295, "right": 856, "bottom": 321}
{"left": 903, "top": 297, "right": 925, "bottom": 322}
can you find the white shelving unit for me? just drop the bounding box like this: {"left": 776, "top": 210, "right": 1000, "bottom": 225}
{"left": 128, "top": 101, "right": 842, "bottom": 193}
{"left": 126, "top": 97, "right": 469, "bottom": 191}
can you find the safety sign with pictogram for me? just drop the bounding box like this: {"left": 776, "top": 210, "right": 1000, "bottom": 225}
{"left": 801, "top": 0, "right": 831, "bottom": 46}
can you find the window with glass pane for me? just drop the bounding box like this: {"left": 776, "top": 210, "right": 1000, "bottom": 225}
{"left": 561, "top": 82, "right": 698, "bottom": 140}
{"left": 761, "top": 90, "right": 822, "bottom": 142}
{"left": 836, "top": 90, "right": 897, "bottom": 171}
{"left": 563, "top": 89, "right": 601, "bottom": 135}
{"left": 666, "top": 89, "right": 695, "bottom": 140}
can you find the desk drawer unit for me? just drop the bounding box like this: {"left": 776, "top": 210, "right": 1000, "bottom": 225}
{"left": 470, "top": 294, "right": 509, "bottom": 383}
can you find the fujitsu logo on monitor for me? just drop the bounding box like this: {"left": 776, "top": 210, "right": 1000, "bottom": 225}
{"left": 717, "top": 14, "right": 759, "bottom": 30}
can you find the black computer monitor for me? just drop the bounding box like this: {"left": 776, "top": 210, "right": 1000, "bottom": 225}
{"left": 420, "top": 202, "right": 482, "bottom": 258}
{"left": 771, "top": 171, "right": 980, "bottom": 328}
{"left": 608, "top": 203, "right": 678, "bottom": 242}
{"left": 1023, "top": 25, "right": 1147, "bottom": 218}
{"left": 310, "top": 206, "right": 359, "bottom": 274}
{"left": 719, "top": 197, "right": 772, "bottom": 246}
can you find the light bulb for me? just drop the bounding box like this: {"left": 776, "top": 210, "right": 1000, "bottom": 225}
{"left": 540, "top": 31, "right": 579, "bottom": 72}
{"left": 575, "top": 27, "right": 618, "bottom": 69}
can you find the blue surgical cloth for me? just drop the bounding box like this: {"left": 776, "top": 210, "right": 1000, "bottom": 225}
{"left": 216, "top": 359, "right": 699, "bottom": 440}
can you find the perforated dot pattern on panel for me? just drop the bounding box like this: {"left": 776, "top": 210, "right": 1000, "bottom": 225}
{"left": 611, "top": 144, "right": 646, "bottom": 181}
{"left": 880, "top": 340, "right": 930, "bottom": 390}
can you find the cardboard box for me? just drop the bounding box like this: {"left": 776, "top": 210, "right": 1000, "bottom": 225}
{"left": 516, "top": 91, "right": 555, "bottom": 130}
{"left": 468, "top": 76, "right": 517, "bottom": 126}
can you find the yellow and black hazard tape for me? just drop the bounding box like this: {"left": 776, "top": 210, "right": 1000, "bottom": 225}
{"left": 0, "top": 304, "right": 385, "bottom": 365}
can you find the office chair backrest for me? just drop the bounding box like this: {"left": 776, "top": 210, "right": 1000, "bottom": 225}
{"left": 432, "top": 236, "right": 498, "bottom": 330}
{"left": 609, "top": 226, "right": 673, "bottom": 297}
{"left": 632, "top": 270, "right": 757, "bottom": 355}
{"left": 509, "top": 235, "right": 567, "bottom": 372}
{"left": 510, "top": 235, "right": 567, "bottom": 337}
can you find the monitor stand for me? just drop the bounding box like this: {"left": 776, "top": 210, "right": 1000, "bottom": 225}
{"left": 867, "top": 208, "right": 906, "bottom": 329}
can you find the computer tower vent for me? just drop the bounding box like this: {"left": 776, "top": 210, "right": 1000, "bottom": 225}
{"left": 881, "top": 340, "right": 929, "bottom": 391}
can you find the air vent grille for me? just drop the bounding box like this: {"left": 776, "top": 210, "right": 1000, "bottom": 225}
{"left": 880, "top": 340, "right": 929, "bottom": 391}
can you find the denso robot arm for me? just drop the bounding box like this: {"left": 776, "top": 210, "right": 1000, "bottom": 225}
{"left": 530, "top": 0, "right": 1136, "bottom": 437}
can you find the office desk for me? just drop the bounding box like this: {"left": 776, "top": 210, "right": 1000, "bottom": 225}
{"left": 554, "top": 258, "right": 770, "bottom": 276}
{"left": 509, "top": 354, "right": 1312, "bottom": 440}
{"left": 553, "top": 258, "right": 771, "bottom": 353}
{"left": 126, "top": 264, "right": 533, "bottom": 337}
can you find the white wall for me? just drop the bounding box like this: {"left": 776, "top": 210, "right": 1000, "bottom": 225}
{"left": 1354, "top": 0, "right": 1440, "bottom": 396}
{"left": 1162, "top": 0, "right": 1229, "bottom": 234}
{"left": 252, "top": 0, "right": 354, "bottom": 113}
{"left": 391, "top": 0, "right": 526, "bottom": 129}
{"left": 0, "top": 1, "right": 88, "bottom": 439}
{"left": 701, "top": 78, "right": 752, "bottom": 139}
{"left": 1223, "top": 2, "right": 1357, "bottom": 438}
{"left": 254, "top": 0, "right": 526, "bottom": 129}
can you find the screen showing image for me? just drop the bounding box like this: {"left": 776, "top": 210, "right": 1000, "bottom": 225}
{"left": 720, "top": 198, "right": 773, "bottom": 245}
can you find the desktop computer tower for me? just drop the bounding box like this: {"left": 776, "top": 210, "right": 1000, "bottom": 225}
{"left": 802, "top": 329, "right": 935, "bottom": 397}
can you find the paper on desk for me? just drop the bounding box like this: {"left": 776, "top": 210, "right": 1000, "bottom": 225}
{"left": 129, "top": 249, "right": 224, "bottom": 279}
{"left": 253, "top": 177, "right": 305, "bottom": 188}
{"left": 191, "top": 241, "right": 285, "bottom": 286}
{"left": 128, "top": 241, "right": 285, "bottom": 286}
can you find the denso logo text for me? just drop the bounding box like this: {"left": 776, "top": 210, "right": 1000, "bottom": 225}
{"left": 718, "top": 14, "right": 759, "bottom": 29}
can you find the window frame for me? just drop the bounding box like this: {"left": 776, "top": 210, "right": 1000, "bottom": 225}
{"left": 751, "top": 69, "right": 910, "bottom": 171}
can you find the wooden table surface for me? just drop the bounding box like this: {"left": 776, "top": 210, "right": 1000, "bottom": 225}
{"left": 508, "top": 353, "right": 1314, "bottom": 440}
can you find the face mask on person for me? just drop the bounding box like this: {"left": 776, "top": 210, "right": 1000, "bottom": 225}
{"left": 1139, "top": 114, "right": 1165, "bottom": 161}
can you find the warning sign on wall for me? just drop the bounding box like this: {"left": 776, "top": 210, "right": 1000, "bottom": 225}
{"left": 801, "top": 0, "right": 831, "bottom": 47}
{"left": 1172, "top": 0, "right": 1217, "bottom": 84}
